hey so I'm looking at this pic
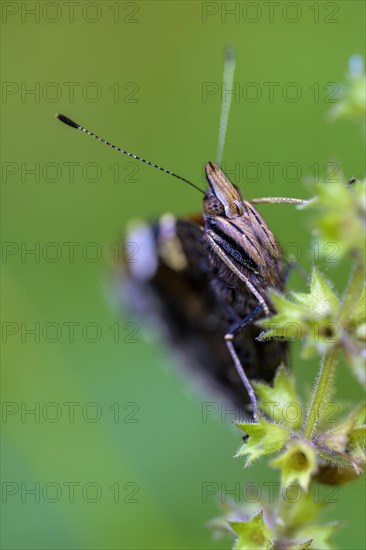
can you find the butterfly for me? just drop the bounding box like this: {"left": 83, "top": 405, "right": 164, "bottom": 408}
{"left": 56, "top": 51, "right": 306, "bottom": 419}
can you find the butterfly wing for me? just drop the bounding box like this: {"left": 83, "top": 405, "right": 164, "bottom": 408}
{"left": 121, "top": 215, "right": 287, "bottom": 412}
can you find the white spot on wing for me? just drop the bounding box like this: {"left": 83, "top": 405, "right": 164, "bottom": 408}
{"left": 126, "top": 221, "right": 158, "bottom": 281}
{"left": 159, "top": 214, "right": 188, "bottom": 271}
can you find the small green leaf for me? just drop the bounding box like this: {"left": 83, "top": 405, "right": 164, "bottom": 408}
{"left": 292, "top": 269, "right": 339, "bottom": 315}
{"left": 206, "top": 499, "right": 257, "bottom": 541}
{"left": 235, "top": 417, "right": 291, "bottom": 466}
{"left": 316, "top": 403, "right": 366, "bottom": 469}
{"left": 258, "top": 293, "right": 306, "bottom": 342}
{"left": 304, "top": 403, "right": 366, "bottom": 483}
{"left": 308, "top": 178, "right": 366, "bottom": 261}
{"left": 316, "top": 416, "right": 356, "bottom": 454}
{"left": 270, "top": 293, "right": 307, "bottom": 319}
{"left": 271, "top": 441, "right": 317, "bottom": 492}
{"left": 348, "top": 422, "right": 366, "bottom": 466}
{"left": 229, "top": 511, "right": 273, "bottom": 550}
{"left": 295, "top": 523, "right": 339, "bottom": 550}
{"left": 254, "top": 366, "right": 303, "bottom": 429}
{"left": 328, "top": 54, "right": 366, "bottom": 122}
{"left": 258, "top": 269, "right": 343, "bottom": 358}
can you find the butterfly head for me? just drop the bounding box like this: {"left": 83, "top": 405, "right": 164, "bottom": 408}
{"left": 203, "top": 162, "right": 244, "bottom": 218}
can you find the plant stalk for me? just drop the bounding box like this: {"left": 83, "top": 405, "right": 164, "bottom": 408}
{"left": 303, "top": 262, "right": 364, "bottom": 440}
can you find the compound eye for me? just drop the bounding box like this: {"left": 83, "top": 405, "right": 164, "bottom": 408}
{"left": 203, "top": 195, "right": 225, "bottom": 216}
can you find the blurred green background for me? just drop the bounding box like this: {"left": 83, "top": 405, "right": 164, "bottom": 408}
{"left": 1, "top": 1, "right": 365, "bottom": 548}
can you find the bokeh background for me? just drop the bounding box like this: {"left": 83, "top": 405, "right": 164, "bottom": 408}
{"left": 2, "top": 1, "right": 365, "bottom": 548}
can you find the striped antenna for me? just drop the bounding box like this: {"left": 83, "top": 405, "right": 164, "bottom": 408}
{"left": 55, "top": 114, "right": 205, "bottom": 194}
{"left": 216, "top": 47, "right": 236, "bottom": 167}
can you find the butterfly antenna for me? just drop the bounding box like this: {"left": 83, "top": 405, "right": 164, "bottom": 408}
{"left": 216, "top": 47, "right": 236, "bottom": 167}
{"left": 55, "top": 114, "right": 204, "bottom": 194}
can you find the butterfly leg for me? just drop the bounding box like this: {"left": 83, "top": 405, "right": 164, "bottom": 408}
{"left": 224, "top": 304, "right": 264, "bottom": 421}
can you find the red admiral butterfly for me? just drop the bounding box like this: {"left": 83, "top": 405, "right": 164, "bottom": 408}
{"left": 56, "top": 51, "right": 306, "bottom": 419}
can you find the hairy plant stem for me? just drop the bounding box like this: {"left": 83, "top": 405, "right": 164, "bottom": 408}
{"left": 303, "top": 346, "right": 338, "bottom": 440}
{"left": 303, "top": 262, "right": 364, "bottom": 440}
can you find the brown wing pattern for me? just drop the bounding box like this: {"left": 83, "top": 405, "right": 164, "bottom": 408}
{"left": 122, "top": 215, "right": 287, "bottom": 413}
